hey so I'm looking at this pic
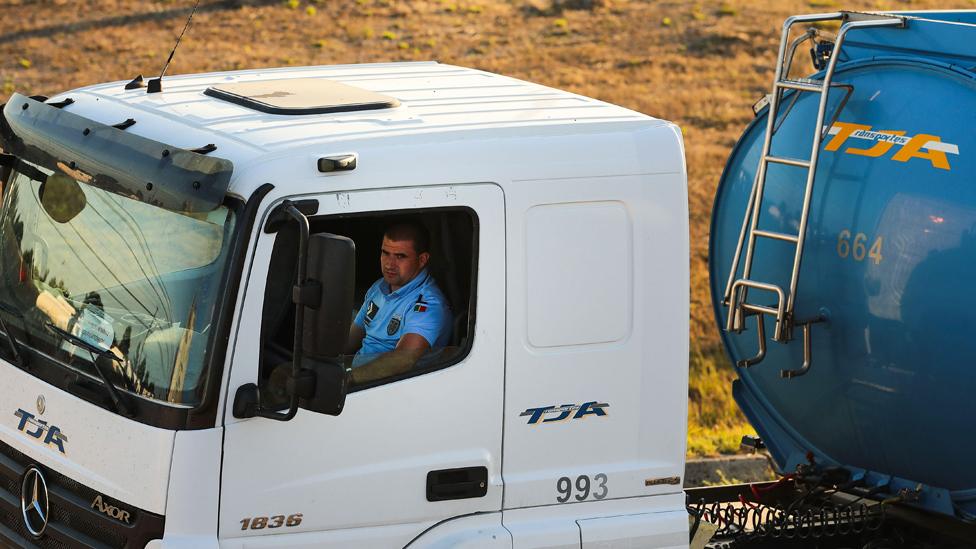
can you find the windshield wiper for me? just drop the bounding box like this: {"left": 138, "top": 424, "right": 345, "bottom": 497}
{"left": 45, "top": 323, "right": 135, "bottom": 417}
{"left": 0, "top": 300, "right": 29, "bottom": 369}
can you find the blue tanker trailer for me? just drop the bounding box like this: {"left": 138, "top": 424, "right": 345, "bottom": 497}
{"left": 692, "top": 9, "right": 976, "bottom": 548}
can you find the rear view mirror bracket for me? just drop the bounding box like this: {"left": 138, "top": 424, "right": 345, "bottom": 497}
{"left": 235, "top": 201, "right": 311, "bottom": 422}
{"left": 264, "top": 199, "right": 318, "bottom": 234}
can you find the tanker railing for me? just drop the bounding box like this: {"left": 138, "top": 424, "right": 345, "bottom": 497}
{"left": 723, "top": 11, "right": 906, "bottom": 376}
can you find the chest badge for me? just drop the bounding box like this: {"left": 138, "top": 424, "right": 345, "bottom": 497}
{"left": 387, "top": 315, "right": 401, "bottom": 336}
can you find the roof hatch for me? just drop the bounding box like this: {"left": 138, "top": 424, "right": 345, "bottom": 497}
{"left": 204, "top": 78, "right": 400, "bottom": 115}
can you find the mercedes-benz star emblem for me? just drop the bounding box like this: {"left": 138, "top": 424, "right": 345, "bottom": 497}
{"left": 21, "top": 467, "right": 49, "bottom": 537}
{"left": 36, "top": 395, "right": 45, "bottom": 416}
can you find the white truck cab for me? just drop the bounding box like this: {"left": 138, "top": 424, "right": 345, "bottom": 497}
{"left": 0, "top": 61, "right": 689, "bottom": 548}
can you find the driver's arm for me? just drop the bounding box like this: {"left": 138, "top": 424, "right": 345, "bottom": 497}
{"left": 348, "top": 333, "right": 429, "bottom": 385}
{"left": 345, "top": 323, "right": 366, "bottom": 354}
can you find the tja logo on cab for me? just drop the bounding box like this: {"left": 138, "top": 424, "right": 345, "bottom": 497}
{"left": 826, "top": 121, "right": 959, "bottom": 171}
{"left": 14, "top": 409, "right": 68, "bottom": 454}
{"left": 521, "top": 401, "right": 609, "bottom": 425}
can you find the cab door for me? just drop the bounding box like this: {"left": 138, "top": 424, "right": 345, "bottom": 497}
{"left": 218, "top": 183, "right": 506, "bottom": 548}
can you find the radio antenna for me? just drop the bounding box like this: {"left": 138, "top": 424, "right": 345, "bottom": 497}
{"left": 147, "top": 0, "right": 202, "bottom": 94}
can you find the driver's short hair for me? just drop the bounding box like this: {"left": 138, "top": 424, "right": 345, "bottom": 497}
{"left": 383, "top": 221, "right": 430, "bottom": 254}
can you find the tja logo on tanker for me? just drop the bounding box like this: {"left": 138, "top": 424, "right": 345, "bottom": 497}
{"left": 825, "top": 121, "right": 959, "bottom": 171}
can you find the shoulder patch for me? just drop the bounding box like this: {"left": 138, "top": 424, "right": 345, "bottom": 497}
{"left": 365, "top": 300, "right": 379, "bottom": 322}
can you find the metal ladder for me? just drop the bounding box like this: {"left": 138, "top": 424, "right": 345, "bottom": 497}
{"left": 723, "top": 12, "right": 906, "bottom": 377}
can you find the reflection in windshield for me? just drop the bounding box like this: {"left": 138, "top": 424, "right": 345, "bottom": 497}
{"left": 0, "top": 161, "right": 236, "bottom": 405}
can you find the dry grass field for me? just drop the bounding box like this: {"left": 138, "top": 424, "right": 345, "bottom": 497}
{"left": 0, "top": 0, "right": 968, "bottom": 455}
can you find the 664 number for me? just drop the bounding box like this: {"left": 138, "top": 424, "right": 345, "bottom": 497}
{"left": 556, "top": 474, "right": 608, "bottom": 503}
{"left": 240, "top": 514, "right": 303, "bottom": 531}
{"left": 837, "top": 230, "right": 883, "bottom": 264}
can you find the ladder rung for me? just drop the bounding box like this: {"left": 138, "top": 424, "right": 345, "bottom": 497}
{"left": 741, "top": 303, "right": 780, "bottom": 317}
{"left": 753, "top": 229, "right": 799, "bottom": 243}
{"left": 765, "top": 155, "right": 811, "bottom": 168}
{"left": 776, "top": 79, "right": 824, "bottom": 93}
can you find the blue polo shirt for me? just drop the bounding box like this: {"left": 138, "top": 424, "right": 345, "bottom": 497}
{"left": 352, "top": 270, "right": 451, "bottom": 366}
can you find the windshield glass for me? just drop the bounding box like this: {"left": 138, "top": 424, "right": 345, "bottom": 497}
{"left": 0, "top": 160, "right": 236, "bottom": 405}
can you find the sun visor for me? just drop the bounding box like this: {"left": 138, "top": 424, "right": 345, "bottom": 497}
{"left": 0, "top": 94, "right": 232, "bottom": 213}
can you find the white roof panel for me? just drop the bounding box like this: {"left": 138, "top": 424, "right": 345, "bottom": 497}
{"left": 63, "top": 62, "right": 655, "bottom": 153}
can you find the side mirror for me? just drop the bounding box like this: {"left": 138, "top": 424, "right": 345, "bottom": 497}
{"left": 294, "top": 358, "right": 348, "bottom": 416}
{"left": 303, "top": 233, "right": 356, "bottom": 358}
{"left": 232, "top": 203, "right": 357, "bottom": 422}
{"left": 296, "top": 232, "right": 355, "bottom": 416}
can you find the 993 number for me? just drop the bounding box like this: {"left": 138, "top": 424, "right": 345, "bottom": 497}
{"left": 556, "top": 473, "right": 608, "bottom": 503}
{"left": 240, "top": 513, "right": 303, "bottom": 531}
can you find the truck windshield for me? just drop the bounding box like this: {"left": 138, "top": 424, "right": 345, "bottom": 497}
{"left": 0, "top": 160, "right": 236, "bottom": 406}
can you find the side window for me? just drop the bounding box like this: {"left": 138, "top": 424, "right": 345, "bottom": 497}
{"left": 258, "top": 207, "right": 477, "bottom": 404}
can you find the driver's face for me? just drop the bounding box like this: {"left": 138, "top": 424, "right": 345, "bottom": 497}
{"left": 380, "top": 236, "right": 428, "bottom": 292}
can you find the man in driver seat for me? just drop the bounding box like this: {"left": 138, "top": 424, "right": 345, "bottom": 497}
{"left": 346, "top": 222, "right": 451, "bottom": 384}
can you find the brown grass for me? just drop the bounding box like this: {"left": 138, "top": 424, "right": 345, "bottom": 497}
{"left": 1, "top": 0, "right": 970, "bottom": 455}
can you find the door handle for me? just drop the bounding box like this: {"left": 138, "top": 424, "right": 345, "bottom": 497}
{"left": 426, "top": 466, "right": 488, "bottom": 502}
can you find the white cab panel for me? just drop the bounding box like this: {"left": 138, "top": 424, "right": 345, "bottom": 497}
{"left": 0, "top": 360, "right": 173, "bottom": 514}
{"left": 503, "top": 123, "right": 688, "bottom": 512}
{"left": 220, "top": 184, "right": 506, "bottom": 546}
{"left": 578, "top": 511, "right": 686, "bottom": 548}
{"left": 504, "top": 510, "right": 580, "bottom": 549}
{"left": 526, "top": 202, "right": 632, "bottom": 348}
{"left": 504, "top": 495, "right": 687, "bottom": 549}
{"left": 407, "top": 512, "right": 511, "bottom": 548}
{"left": 219, "top": 521, "right": 431, "bottom": 549}
{"left": 161, "top": 428, "right": 222, "bottom": 547}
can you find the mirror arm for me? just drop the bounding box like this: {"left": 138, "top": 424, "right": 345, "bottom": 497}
{"left": 245, "top": 200, "right": 311, "bottom": 422}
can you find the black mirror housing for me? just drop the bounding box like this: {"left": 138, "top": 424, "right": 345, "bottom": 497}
{"left": 296, "top": 360, "right": 348, "bottom": 416}
{"left": 295, "top": 232, "right": 355, "bottom": 416}
{"left": 302, "top": 233, "right": 356, "bottom": 359}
